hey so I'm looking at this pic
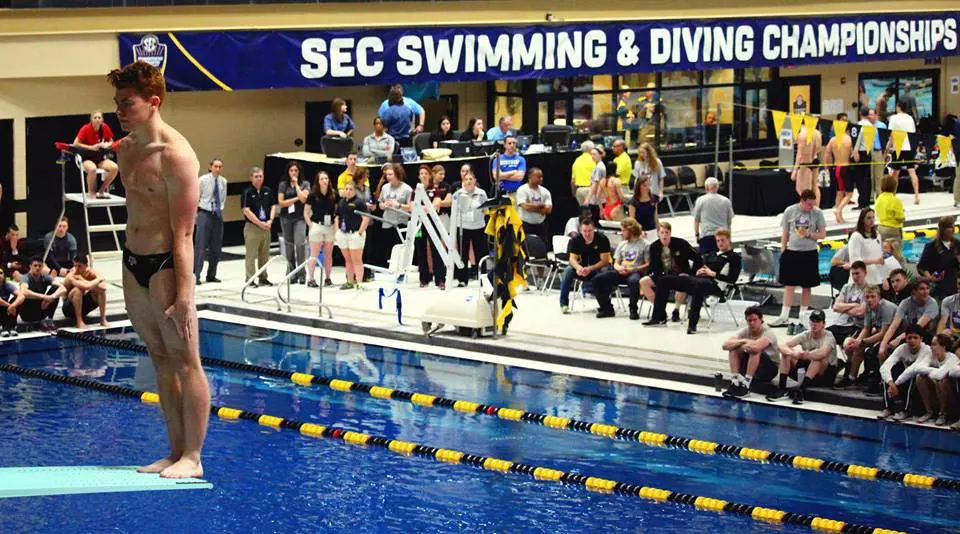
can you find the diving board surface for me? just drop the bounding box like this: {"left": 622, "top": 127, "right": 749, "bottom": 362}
{"left": 0, "top": 466, "right": 212, "bottom": 498}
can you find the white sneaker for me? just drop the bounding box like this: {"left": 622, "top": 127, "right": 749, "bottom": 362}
{"left": 877, "top": 409, "right": 893, "bottom": 420}
{"left": 0, "top": 331, "right": 9, "bottom": 338}
{"left": 768, "top": 316, "right": 790, "bottom": 327}
{"left": 891, "top": 411, "right": 912, "bottom": 422}
{"left": 916, "top": 412, "right": 935, "bottom": 424}
{"left": 935, "top": 414, "right": 949, "bottom": 426}
{"left": 7, "top": 330, "right": 16, "bottom": 338}
{"left": 951, "top": 419, "right": 960, "bottom": 431}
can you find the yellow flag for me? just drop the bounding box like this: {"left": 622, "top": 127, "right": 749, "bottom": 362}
{"left": 937, "top": 135, "right": 953, "bottom": 164}
{"left": 832, "top": 120, "right": 848, "bottom": 139}
{"left": 861, "top": 124, "right": 877, "bottom": 153}
{"left": 803, "top": 114, "right": 819, "bottom": 133}
{"left": 790, "top": 113, "right": 804, "bottom": 140}
{"left": 891, "top": 130, "right": 907, "bottom": 158}
{"left": 772, "top": 110, "right": 787, "bottom": 135}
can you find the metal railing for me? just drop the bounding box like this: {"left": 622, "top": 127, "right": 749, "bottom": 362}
{"left": 276, "top": 257, "right": 333, "bottom": 318}
{"left": 240, "top": 255, "right": 285, "bottom": 310}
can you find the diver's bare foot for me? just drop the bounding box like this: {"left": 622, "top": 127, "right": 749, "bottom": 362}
{"left": 99, "top": 319, "right": 110, "bottom": 328}
{"left": 160, "top": 458, "right": 203, "bottom": 479}
{"left": 137, "top": 457, "right": 176, "bottom": 474}
{"left": 75, "top": 320, "right": 87, "bottom": 330}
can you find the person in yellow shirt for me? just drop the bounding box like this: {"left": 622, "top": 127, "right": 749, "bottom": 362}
{"left": 570, "top": 140, "right": 597, "bottom": 205}
{"left": 337, "top": 152, "right": 358, "bottom": 192}
{"left": 612, "top": 139, "right": 632, "bottom": 188}
{"left": 874, "top": 175, "right": 905, "bottom": 246}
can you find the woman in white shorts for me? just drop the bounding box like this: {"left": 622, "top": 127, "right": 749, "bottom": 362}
{"left": 335, "top": 181, "right": 370, "bottom": 289}
{"left": 304, "top": 171, "right": 337, "bottom": 288}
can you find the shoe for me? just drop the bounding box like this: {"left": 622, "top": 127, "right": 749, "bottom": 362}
{"left": 354, "top": 282, "right": 363, "bottom": 291}
{"left": 877, "top": 409, "right": 893, "bottom": 420}
{"left": 642, "top": 317, "right": 667, "bottom": 326}
{"left": 726, "top": 384, "right": 750, "bottom": 399}
{"left": 671, "top": 309, "right": 681, "bottom": 322}
{"left": 41, "top": 319, "right": 56, "bottom": 332}
{"left": 793, "top": 322, "right": 807, "bottom": 334}
{"left": 457, "top": 281, "right": 467, "bottom": 288}
{"left": 259, "top": 279, "right": 273, "bottom": 287}
{"left": 833, "top": 376, "right": 855, "bottom": 389}
{"left": 916, "top": 412, "right": 935, "bottom": 424}
{"left": 437, "top": 283, "right": 446, "bottom": 291}
{"left": 891, "top": 411, "right": 911, "bottom": 422}
{"left": 420, "top": 282, "right": 429, "bottom": 288}
{"left": 769, "top": 316, "right": 790, "bottom": 327}
{"left": 195, "top": 279, "right": 203, "bottom": 286}
{"left": 951, "top": 420, "right": 960, "bottom": 430}
{"left": 765, "top": 388, "right": 789, "bottom": 402}
{"left": 299, "top": 278, "right": 306, "bottom": 285}
{"left": 686, "top": 327, "right": 697, "bottom": 335}
{"left": 248, "top": 282, "right": 259, "bottom": 289}
{"left": 790, "top": 389, "right": 805, "bottom": 405}
{"left": 307, "top": 280, "right": 319, "bottom": 288}
{"left": 0, "top": 331, "right": 9, "bottom": 338}
{"left": 7, "top": 330, "right": 17, "bottom": 338}
{"left": 324, "top": 278, "right": 333, "bottom": 287}
{"left": 339, "top": 282, "right": 355, "bottom": 290}
{"left": 364, "top": 274, "right": 374, "bottom": 282}
{"left": 560, "top": 306, "right": 571, "bottom": 315}
{"left": 595, "top": 309, "right": 615, "bottom": 319}
{"left": 935, "top": 414, "right": 949, "bottom": 426}
{"left": 206, "top": 277, "right": 222, "bottom": 283}
{"left": 629, "top": 310, "right": 640, "bottom": 321}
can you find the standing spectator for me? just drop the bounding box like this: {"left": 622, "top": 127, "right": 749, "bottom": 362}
{"left": 917, "top": 216, "right": 960, "bottom": 300}
{"left": 767, "top": 309, "right": 838, "bottom": 404}
{"left": 898, "top": 82, "right": 918, "bottom": 121}
{"left": 593, "top": 219, "right": 649, "bottom": 320}
{"left": 19, "top": 257, "right": 64, "bottom": 331}
{"left": 691, "top": 177, "right": 733, "bottom": 253}
{"left": 828, "top": 261, "right": 868, "bottom": 351}
{"left": 0, "top": 267, "right": 24, "bottom": 337}
{"left": 770, "top": 190, "right": 826, "bottom": 327}
{"left": 452, "top": 171, "right": 488, "bottom": 287}
{"left": 194, "top": 157, "right": 227, "bottom": 285}
{"left": 838, "top": 285, "right": 898, "bottom": 388}
{"left": 460, "top": 118, "right": 485, "bottom": 142}
{"left": 491, "top": 135, "right": 525, "bottom": 196}
{"left": 626, "top": 176, "right": 659, "bottom": 235}
{"left": 43, "top": 217, "right": 77, "bottom": 277}
{"left": 486, "top": 116, "right": 514, "bottom": 142}
{"left": 571, "top": 141, "right": 597, "bottom": 206}
{"left": 640, "top": 221, "right": 700, "bottom": 324}
{"left": 337, "top": 152, "right": 359, "bottom": 193}
{"left": 304, "top": 171, "right": 337, "bottom": 288}
{"left": 323, "top": 98, "right": 355, "bottom": 138}
{"left": 72, "top": 110, "right": 118, "bottom": 199}
{"left": 558, "top": 219, "right": 611, "bottom": 315}
{"left": 936, "top": 276, "right": 960, "bottom": 336}
{"left": 431, "top": 116, "right": 455, "bottom": 148}
{"left": 879, "top": 279, "right": 939, "bottom": 361}
{"left": 721, "top": 306, "right": 780, "bottom": 398}
{"left": 61, "top": 255, "right": 108, "bottom": 329}
{"left": 335, "top": 181, "right": 369, "bottom": 290}
{"left": 631, "top": 142, "right": 665, "bottom": 197}
{"left": 0, "top": 224, "right": 26, "bottom": 281}
{"left": 611, "top": 139, "right": 632, "bottom": 188}
{"left": 381, "top": 86, "right": 416, "bottom": 149}
{"left": 516, "top": 168, "right": 552, "bottom": 246}
{"left": 378, "top": 84, "right": 425, "bottom": 137}
{"left": 277, "top": 161, "right": 310, "bottom": 284}
{"left": 586, "top": 147, "right": 606, "bottom": 205}
{"left": 854, "top": 107, "right": 874, "bottom": 210}
{"left": 866, "top": 108, "right": 888, "bottom": 203}
{"left": 874, "top": 175, "right": 904, "bottom": 246}
{"left": 414, "top": 165, "right": 449, "bottom": 289}
{"left": 847, "top": 209, "right": 885, "bottom": 285}
{"left": 360, "top": 119, "right": 395, "bottom": 162}
{"left": 430, "top": 165, "right": 453, "bottom": 227}
{"left": 887, "top": 100, "right": 921, "bottom": 205}
{"left": 240, "top": 166, "right": 274, "bottom": 287}
{"left": 377, "top": 164, "right": 414, "bottom": 267}
{"left": 879, "top": 325, "right": 931, "bottom": 420}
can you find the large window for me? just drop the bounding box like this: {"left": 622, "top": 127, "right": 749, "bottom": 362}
{"left": 489, "top": 68, "right": 775, "bottom": 153}
{"left": 858, "top": 70, "right": 938, "bottom": 130}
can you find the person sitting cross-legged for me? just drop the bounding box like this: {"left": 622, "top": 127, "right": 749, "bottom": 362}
{"left": 766, "top": 309, "right": 838, "bottom": 405}
{"left": 559, "top": 218, "right": 612, "bottom": 316}
{"left": 641, "top": 221, "right": 702, "bottom": 325}
{"left": 721, "top": 306, "right": 780, "bottom": 399}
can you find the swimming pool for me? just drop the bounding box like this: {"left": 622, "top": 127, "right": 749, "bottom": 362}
{"left": 1, "top": 319, "right": 958, "bottom": 533}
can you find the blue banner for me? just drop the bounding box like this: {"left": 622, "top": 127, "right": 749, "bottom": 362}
{"left": 119, "top": 12, "right": 960, "bottom": 92}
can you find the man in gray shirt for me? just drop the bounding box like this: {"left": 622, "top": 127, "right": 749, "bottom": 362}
{"left": 828, "top": 261, "right": 867, "bottom": 346}
{"left": 839, "top": 285, "right": 897, "bottom": 388}
{"left": 692, "top": 177, "right": 733, "bottom": 253}
{"left": 771, "top": 189, "right": 827, "bottom": 327}
{"left": 879, "top": 278, "right": 939, "bottom": 361}
{"left": 515, "top": 167, "right": 553, "bottom": 246}
{"left": 194, "top": 157, "right": 228, "bottom": 284}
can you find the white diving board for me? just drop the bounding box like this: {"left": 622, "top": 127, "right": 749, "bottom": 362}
{"left": 0, "top": 466, "right": 212, "bottom": 498}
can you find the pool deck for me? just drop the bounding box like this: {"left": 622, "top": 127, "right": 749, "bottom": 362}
{"left": 12, "top": 192, "right": 960, "bottom": 416}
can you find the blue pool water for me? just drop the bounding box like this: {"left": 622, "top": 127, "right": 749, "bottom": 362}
{"left": 1, "top": 319, "right": 959, "bottom": 533}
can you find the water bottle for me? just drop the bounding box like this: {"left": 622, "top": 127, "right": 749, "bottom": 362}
{"left": 714, "top": 373, "right": 723, "bottom": 392}
{"left": 571, "top": 138, "right": 578, "bottom": 151}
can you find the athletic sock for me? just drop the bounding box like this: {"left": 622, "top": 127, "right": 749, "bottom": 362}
{"left": 778, "top": 373, "right": 788, "bottom": 390}
{"left": 732, "top": 374, "right": 745, "bottom": 387}
{"left": 743, "top": 374, "right": 753, "bottom": 388}
{"left": 797, "top": 374, "right": 808, "bottom": 390}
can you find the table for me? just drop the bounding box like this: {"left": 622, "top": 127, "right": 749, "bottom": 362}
{"left": 729, "top": 169, "right": 794, "bottom": 216}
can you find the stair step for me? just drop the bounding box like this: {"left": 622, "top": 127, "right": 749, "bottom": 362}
{"left": 89, "top": 224, "right": 126, "bottom": 233}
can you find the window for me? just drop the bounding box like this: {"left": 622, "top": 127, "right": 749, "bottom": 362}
{"left": 858, "top": 70, "right": 939, "bottom": 128}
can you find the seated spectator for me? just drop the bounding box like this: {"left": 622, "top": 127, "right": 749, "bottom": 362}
{"left": 460, "top": 118, "right": 485, "bottom": 142}
{"left": 516, "top": 168, "right": 552, "bottom": 246}
{"left": 559, "top": 219, "right": 611, "bottom": 315}
{"left": 641, "top": 222, "right": 700, "bottom": 325}
{"left": 880, "top": 238, "right": 904, "bottom": 283}
{"left": 73, "top": 110, "right": 118, "bottom": 199}
{"left": 721, "top": 306, "right": 780, "bottom": 398}
{"left": 19, "top": 257, "right": 65, "bottom": 331}
{"left": 360, "top": 118, "right": 396, "bottom": 162}
{"left": 766, "top": 309, "right": 838, "bottom": 405}
{"left": 917, "top": 215, "right": 959, "bottom": 300}
{"left": 937, "top": 276, "right": 960, "bottom": 337}
{"left": 828, "top": 261, "right": 868, "bottom": 347}
{"left": 829, "top": 244, "right": 851, "bottom": 289}
{"left": 838, "top": 285, "right": 898, "bottom": 388}
{"left": 431, "top": 116, "right": 455, "bottom": 147}
{"left": 61, "top": 255, "right": 108, "bottom": 329}
{"left": 882, "top": 268, "right": 912, "bottom": 304}
{"left": 879, "top": 278, "right": 939, "bottom": 361}
{"left": 692, "top": 178, "right": 734, "bottom": 253}
{"left": 0, "top": 224, "right": 26, "bottom": 281}
{"left": 486, "top": 115, "right": 513, "bottom": 142}
{"left": 563, "top": 207, "right": 594, "bottom": 238}
{"left": 647, "top": 228, "right": 739, "bottom": 333}
{"left": 879, "top": 325, "right": 933, "bottom": 421}
{"left": 593, "top": 219, "right": 650, "bottom": 320}
{"left": 909, "top": 333, "right": 959, "bottom": 425}
{"left": 927, "top": 333, "right": 960, "bottom": 427}
{"left": 44, "top": 217, "right": 78, "bottom": 277}
{"left": 323, "top": 98, "right": 355, "bottom": 138}
{"left": 0, "top": 267, "right": 24, "bottom": 337}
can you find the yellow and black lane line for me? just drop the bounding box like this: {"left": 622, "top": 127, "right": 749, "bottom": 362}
{"left": 54, "top": 330, "right": 959, "bottom": 493}
{"left": 0, "top": 362, "right": 905, "bottom": 534}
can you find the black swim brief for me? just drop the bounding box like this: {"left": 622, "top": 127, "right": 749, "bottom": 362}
{"left": 123, "top": 247, "right": 173, "bottom": 288}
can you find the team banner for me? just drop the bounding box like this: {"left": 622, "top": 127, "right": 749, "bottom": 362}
{"left": 119, "top": 12, "right": 960, "bottom": 91}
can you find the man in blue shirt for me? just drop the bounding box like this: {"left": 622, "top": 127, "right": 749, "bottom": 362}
{"left": 378, "top": 85, "right": 424, "bottom": 135}
{"left": 486, "top": 116, "right": 514, "bottom": 141}
{"left": 491, "top": 135, "right": 526, "bottom": 195}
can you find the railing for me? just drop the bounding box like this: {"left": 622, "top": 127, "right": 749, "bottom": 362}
{"left": 276, "top": 257, "right": 333, "bottom": 319}
{"left": 240, "top": 255, "right": 285, "bottom": 310}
